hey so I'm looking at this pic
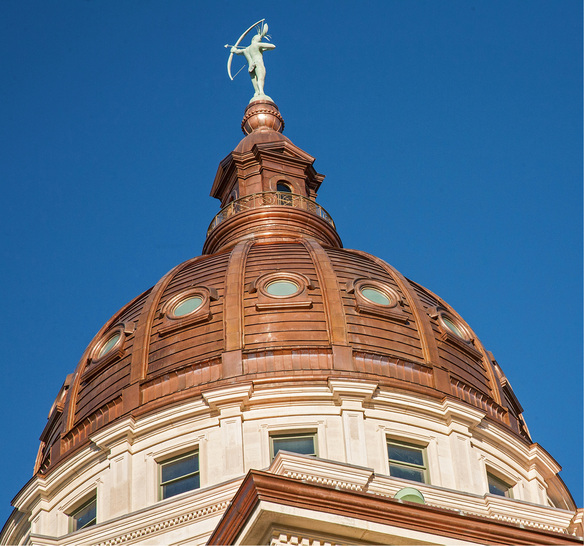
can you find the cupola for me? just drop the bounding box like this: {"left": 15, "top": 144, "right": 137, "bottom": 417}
{"left": 204, "top": 100, "right": 340, "bottom": 253}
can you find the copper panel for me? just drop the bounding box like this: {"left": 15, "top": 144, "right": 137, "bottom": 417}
{"left": 73, "top": 290, "right": 148, "bottom": 425}
{"left": 147, "top": 251, "right": 230, "bottom": 375}
{"left": 243, "top": 242, "right": 329, "bottom": 349}
{"left": 243, "top": 348, "right": 333, "bottom": 374}
{"left": 326, "top": 248, "right": 424, "bottom": 361}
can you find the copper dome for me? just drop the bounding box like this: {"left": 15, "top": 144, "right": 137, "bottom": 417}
{"left": 35, "top": 102, "right": 529, "bottom": 476}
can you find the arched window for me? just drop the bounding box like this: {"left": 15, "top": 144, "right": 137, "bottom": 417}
{"left": 276, "top": 181, "right": 293, "bottom": 205}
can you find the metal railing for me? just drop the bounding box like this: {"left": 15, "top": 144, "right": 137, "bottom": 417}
{"left": 206, "top": 191, "right": 335, "bottom": 236}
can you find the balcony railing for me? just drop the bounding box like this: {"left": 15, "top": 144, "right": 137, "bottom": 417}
{"left": 206, "top": 191, "right": 335, "bottom": 236}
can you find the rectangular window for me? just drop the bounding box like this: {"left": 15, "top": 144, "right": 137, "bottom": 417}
{"left": 159, "top": 451, "right": 200, "bottom": 500}
{"left": 487, "top": 471, "right": 513, "bottom": 498}
{"left": 270, "top": 432, "right": 317, "bottom": 460}
{"left": 387, "top": 439, "right": 428, "bottom": 484}
{"left": 69, "top": 495, "right": 97, "bottom": 532}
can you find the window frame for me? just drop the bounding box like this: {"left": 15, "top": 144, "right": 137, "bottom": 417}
{"left": 68, "top": 494, "right": 97, "bottom": 533}
{"left": 250, "top": 271, "right": 314, "bottom": 311}
{"left": 346, "top": 278, "right": 407, "bottom": 322}
{"left": 487, "top": 470, "right": 514, "bottom": 498}
{"left": 158, "top": 286, "right": 218, "bottom": 336}
{"left": 270, "top": 432, "right": 318, "bottom": 461}
{"left": 158, "top": 450, "right": 200, "bottom": 501}
{"left": 83, "top": 323, "right": 133, "bottom": 382}
{"left": 386, "top": 438, "right": 429, "bottom": 484}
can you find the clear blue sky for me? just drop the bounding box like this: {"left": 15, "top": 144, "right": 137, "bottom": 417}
{"left": 0, "top": 1, "right": 581, "bottom": 523}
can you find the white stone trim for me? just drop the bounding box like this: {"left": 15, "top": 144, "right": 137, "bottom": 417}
{"left": 5, "top": 384, "right": 578, "bottom": 545}
{"left": 268, "top": 452, "right": 578, "bottom": 535}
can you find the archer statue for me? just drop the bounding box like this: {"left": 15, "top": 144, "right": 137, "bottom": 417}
{"left": 225, "top": 19, "right": 276, "bottom": 103}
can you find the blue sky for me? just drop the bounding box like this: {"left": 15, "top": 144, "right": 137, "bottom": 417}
{"left": 0, "top": 0, "right": 581, "bottom": 523}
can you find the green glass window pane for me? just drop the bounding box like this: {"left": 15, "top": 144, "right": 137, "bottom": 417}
{"left": 390, "top": 465, "right": 425, "bottom": 483}
{"left": 161, "top": 454, "right": 198, "bottom": 483}
{"left": 73, "top": 498, "right": 96, "bottom": 530}
{"left": 273, "top": 436, "right": 315, "bottom": 457}
{"left": 265, "top": 280, "right": 298, "bottom": 297}
{"left": 162, "top": 474, "right": 200, "bottom": 499}
{"left": 173, "top": 296, "right": 203, "bottom": 317}
{"left": 388, "top": 444, "right": 424, "bottom": 466}
{"left": 361, "top": 287, "right": 391, "bottom": 306}
{"left": 98, "top": 332, "right": 121, "bottom": 358}
{"left": 442, "top": 316, "right": 465, "bottom": 338}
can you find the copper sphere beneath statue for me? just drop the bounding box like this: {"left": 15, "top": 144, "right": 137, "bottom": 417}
{"left": 241, "top": 100, "right": 284, "bottom": 134}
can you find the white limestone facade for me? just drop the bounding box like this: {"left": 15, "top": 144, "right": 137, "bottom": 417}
{"left": 3, "top": 379, "right": 581, "bottom": 545}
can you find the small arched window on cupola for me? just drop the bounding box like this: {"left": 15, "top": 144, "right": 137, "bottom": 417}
{"left": 276, "top": 181, "right": 293, "bottom": 206}
{"left": 226, "top": 188, "right": 238, "bottom": 205}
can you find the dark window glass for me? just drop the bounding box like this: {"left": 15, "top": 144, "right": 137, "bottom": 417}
{"left": 162, "top": 474, "right": 200, "bottom": 499}
{"left": 487, "top": 472, "right": 513, "bottom": 497}
{"left": 272, "top": 434, "right": 316, "bottom": 459}
{"left": 389, "top": 465, "right": 426, "bottom": 483}
{"left": 276, "top": 182, "right": 293, "bottom": 205}
{"left": 160, "top": 452, "right": 200, "bottom": 500}
{"left": 70, "top": 497, "right": 96, "bottom": 532}
{"left": 388, "top": 443, "right": 425, "bottom": 466}
{"left": 387, "top": 440, "right": 427, "bottom": 484}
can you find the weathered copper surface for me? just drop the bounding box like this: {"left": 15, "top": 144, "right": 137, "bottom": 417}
{"left": 34, "top": 101, "right": 530, "bottom": 476}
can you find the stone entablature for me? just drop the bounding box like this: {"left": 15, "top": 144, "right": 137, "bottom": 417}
{"left": 4, "top": 382, "right": 578, "bottom": 545}
{"left": 271, "top": 452, "right": 576, "bottom": 535}
{"left": 211, "top": 470, "right": 583, "bottom": 546}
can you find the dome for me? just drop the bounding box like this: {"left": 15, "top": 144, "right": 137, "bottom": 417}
{"left": 6, "top": 99, "right": 579, "bottom": 546}
{"left": 35, "top": 102, "right": 528, "bottom": 477}
{"left": 36, "top": 239, "right": 531, "bottom": 475}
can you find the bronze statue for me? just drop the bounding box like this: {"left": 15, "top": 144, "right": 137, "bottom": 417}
{"left": 225, "top": 19, "right": 275, "bottom": 102}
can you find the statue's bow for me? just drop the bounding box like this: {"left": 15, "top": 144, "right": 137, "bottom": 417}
{"left": 226, "top": 18, "right": 265, "bottom": 80}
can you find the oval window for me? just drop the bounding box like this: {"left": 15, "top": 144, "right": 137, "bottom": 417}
{"left": 441, "top": 316, "right": 466, "bottom": 339}
{"left": 97, "top": 332, "right": 121, "bottom": 359}
{"left": 265, "top": 280, "right": 299, "bottom": 297}
{"left": 361, "top": 287, "right": 391, "bottom": 306}
{"left": 173, "top": 296, "right": 203, "bottom": 317}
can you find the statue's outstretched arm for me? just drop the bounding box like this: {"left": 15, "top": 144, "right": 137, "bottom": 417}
{"left": 231, "top": 47, "right": 245, "bottom": 55}
{"left": 259, "top": 43, "right": 276, "bottom": 51}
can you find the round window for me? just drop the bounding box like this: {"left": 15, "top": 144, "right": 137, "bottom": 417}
{"left": 173, "top": 296, "right": 203, "bottom": 317}
{"left": 97, "top": 332, "right": 121, "bottom": 359}
{"left": 441, "top": 315, "right": 466, "bottom": 339}
{"left": 361, "top": 287, "right": 392, "bottom": 306}
{"left": 265, "top": 280, "right": 299, "bottom": 297}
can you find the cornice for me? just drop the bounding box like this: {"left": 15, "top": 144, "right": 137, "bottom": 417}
{"left": 527, "top": 442, "right": 563, "bottom": 478}
{"left": 209, "top": 468, "right": 581, "bottom": 545}
{"left": 30, "top": 479, "right": 241, "bottom": 546}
